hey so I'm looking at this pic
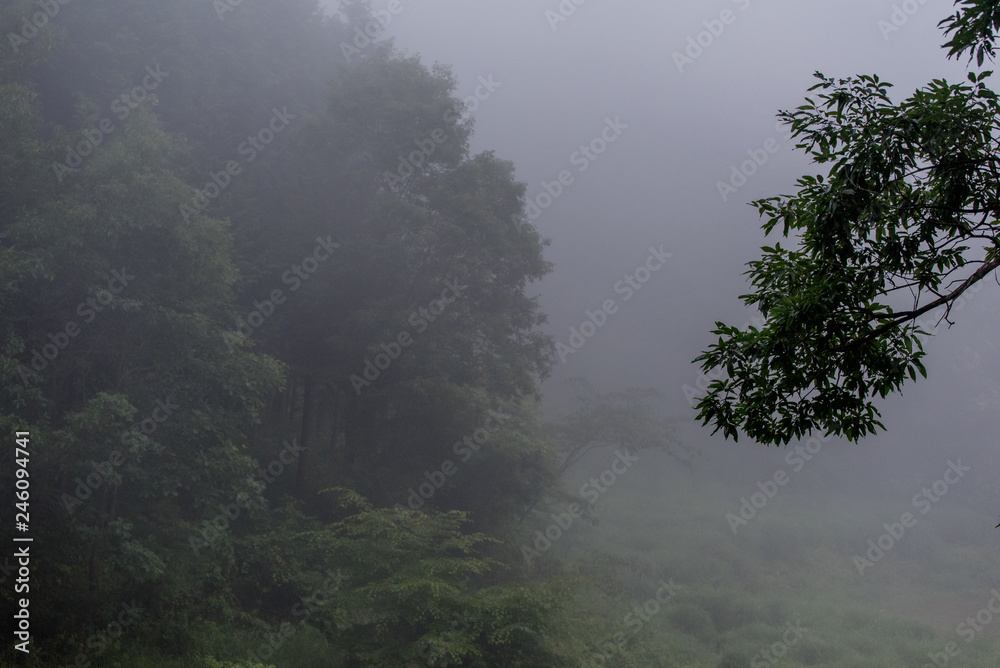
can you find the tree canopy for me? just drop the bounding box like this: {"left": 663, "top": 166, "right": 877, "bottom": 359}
{"left": 695, "top": 0, "right": 1000, "bottom": 445}
{"left": 0, "top": 1, "right": 582, "bottom": 665}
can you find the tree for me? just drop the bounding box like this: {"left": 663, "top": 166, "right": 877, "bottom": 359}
{"left": 694, "top": 0, "right": 1000, "bottom": 445}
{"left": 514, "top": 380, "right": 696, "bottom": 541}
{"left": 236, "top": 45, "right": 556, "bottom": 523}
{"left": 259, "top": 488, "right": 576, "bottom": 667}
{"left": 552, "top": 379, "right": 694, "bottom": 477}
{"left": 0, "top": 1, "right": 577, "bottom": 663}
{"left": 0, "top": 36, "right": 286, "bottom": 658}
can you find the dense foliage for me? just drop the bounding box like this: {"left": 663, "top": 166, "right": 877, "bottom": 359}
{"left": 0, "top": 1, "right": 580, "bottom": 664}
{"left": 695, "top": 0, "right": 1000, "bottom": 445}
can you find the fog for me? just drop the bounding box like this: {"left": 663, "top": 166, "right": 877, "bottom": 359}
{"left": 378, "top": 0, "right": 1000, "bottom": 658}
{"left": 6, "top": 0, "right": 1000, "bottom": 665}
{"left": 375, "top": 0, "right": 1000, "bottom": 478}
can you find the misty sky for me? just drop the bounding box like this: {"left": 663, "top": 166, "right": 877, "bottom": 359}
{"left": 324, "top": 0, "right": 1000, "bottom": 471}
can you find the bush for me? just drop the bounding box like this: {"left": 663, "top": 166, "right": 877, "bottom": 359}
{"left": 796, "top": 637, "right": 842, "bottom": 665}
{"left": 668, "top": 604, "right": 716, "bottom": 641}
{"left": 717, "top": 650, "right": 751, "bottom": 668}
{"left": 203, "top": 659, "right": 275, "bottom": 668}
{"left": 697, "top": 590, "right": 760, "bottom": 633}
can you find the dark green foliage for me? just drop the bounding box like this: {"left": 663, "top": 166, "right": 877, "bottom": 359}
{"left": 717, "top": 651, "right": 752, "bottom": 668}
{"left": 0, "top": 1, "right": 575, "bottom": 664}
{"left": 695, "top": 1, "right": 1000, "bottom": 444}
{"left": 201, "top": 490, "right": 576, "bottom": 667}
{"left": 668, "top": 604, "right": 717, "bottom": 642}
{"left": 941, "top": 0, "right": 1000, "bottom": 65}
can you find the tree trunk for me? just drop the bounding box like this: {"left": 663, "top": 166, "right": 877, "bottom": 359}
{"left": 295, "top": 374, "right": 314, "bottom": 497}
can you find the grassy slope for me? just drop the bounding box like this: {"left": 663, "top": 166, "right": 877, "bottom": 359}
{"left": 64, "top": 440, "right": 1000, "bottom": 667}
{"left": 547, "top": 446, "right": 1000, "bottom": 668}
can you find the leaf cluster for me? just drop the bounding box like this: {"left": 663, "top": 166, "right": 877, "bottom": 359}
{"left": 696, "top": 61, "right": 1000, "bottom": 443}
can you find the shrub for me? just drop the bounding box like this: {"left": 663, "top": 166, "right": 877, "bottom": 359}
{"left": 717, "top": 650, "right": 751, "bottom": 668}
{"left": 203, "top": 659, "right": 276, "bottom": 668}
{"left": 668, "top": 604, "right": 716, "bottom": 641}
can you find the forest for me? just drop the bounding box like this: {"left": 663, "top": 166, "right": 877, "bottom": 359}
{"left": 4, "top": 1, "right": 1000, "bottom": 667}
